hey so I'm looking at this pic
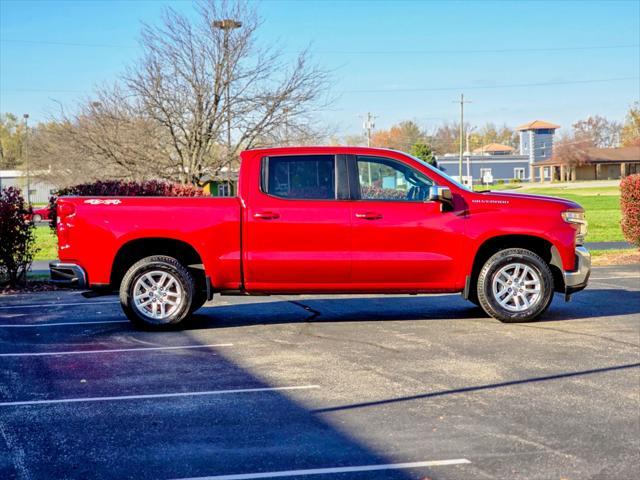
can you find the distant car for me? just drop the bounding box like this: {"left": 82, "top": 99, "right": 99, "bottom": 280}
{"left": 27, "top": 206, "right": 53, "bottom": 223}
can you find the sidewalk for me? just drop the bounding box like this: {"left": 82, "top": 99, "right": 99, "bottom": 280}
{"left": 585, "top": 241, "right": 634, "bottom": 250}
{"left": 517, "top": 179, "right": 620, "bottom": 190}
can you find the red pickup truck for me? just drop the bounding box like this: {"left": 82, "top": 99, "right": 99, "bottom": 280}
{"left": 50, "top": 146, "right": 590, "bottom": 328}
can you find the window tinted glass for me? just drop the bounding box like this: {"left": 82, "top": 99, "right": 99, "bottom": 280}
{"left": 357, "top": 156, "right": 433, "bottom": 201}
{"left": 266, "top": 155, "right": 335, "bottom": 199}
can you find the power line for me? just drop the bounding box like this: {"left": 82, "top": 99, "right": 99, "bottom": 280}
{"left": 313, "top": 44, "right": 640, "bottom": 55}
{"left": 0, "top": 88, "right": 88, "bottom": 93}
{"left": 3, "top": 76, "right": 638, "bottom": 95}
{"left": 343, "top": 76, "right": 640, "bottom": 94}
{"left": 0, "top": 39, "right": 136, "bottom": 48}
{"left": 1, "top": 38, "right": 637, "bottom": 54}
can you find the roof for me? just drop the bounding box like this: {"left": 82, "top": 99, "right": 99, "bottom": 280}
{"left": 516, "top": 120, "right": 561, "bottom": 131}
{"left": 472, "top": 143, "right": 515, "bottom": 153}
{"left": 241, "top": 145, "right": 407, "bottom": 157}
{"left": 538, "top": 146, "right": 640, "bottom": 165}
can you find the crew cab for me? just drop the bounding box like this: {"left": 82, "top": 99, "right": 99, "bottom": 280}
{"left": 50, "top": 146, "right": 590, "bottom": 328}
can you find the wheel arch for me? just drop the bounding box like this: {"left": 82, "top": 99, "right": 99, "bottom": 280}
{"left": 465, "top": 234, "right": 565, "bottom": 299}
{"left": 110, "top": 237, "right": 207, "bottom": 294}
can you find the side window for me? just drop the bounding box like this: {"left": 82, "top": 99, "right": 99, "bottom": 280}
{"left": 264, "top": 155, "right": 336, "bottom": 200}
{"left": 357, "top": 156, "right": 433, "bottom": 202}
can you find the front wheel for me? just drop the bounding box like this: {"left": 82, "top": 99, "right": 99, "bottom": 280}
{"left": 119, "top": 255, "right": 195, "bottom": 329}
{"left": 477, "top": 248, "right": 554, "bottom": 323}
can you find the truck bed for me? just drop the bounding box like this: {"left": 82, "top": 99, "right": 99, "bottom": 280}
{"left": 56, "top": 196, "right": 242, "bottom": 289}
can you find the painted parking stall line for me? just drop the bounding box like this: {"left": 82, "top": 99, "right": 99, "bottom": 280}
{"left": 173, "top": 459, "right": 472, "bottom": 480}
{"left": 0, "top": 385, "right": 321, "bottom": 407}
{"left": 0, "top": 320, "right": 129, "bottom": 328}
{"left": 0, "top": 343, "right": 234, "bottom": 357}
{"left": 0, "top": 301, "right": 120, "bottom": 310}
{"left": 589, "top": 275, "right": 638, "bottom": 280}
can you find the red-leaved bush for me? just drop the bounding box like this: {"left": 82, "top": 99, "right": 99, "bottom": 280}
{"left": 0, "top": 187, "right": 38, "bottom": 286}
{"left": 48, "top": 180, "right": 204, "bottom": 230}
{"left": 620, "top": 174, "right": 640, "bottom": 247}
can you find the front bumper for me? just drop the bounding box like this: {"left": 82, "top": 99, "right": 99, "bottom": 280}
{"left": 49, "top": 261, "right": 87, "bottom": 288}
{"left": 563, "top": 246, "right": 591, "bottom": 296}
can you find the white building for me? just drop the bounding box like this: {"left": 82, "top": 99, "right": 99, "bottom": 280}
{"left": 0, "top": 170, "right": 56, "bottom": 204}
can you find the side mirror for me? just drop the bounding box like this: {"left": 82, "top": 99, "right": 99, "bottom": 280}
{"left": 427, "top": 186, "right": 453, "bottom": 210}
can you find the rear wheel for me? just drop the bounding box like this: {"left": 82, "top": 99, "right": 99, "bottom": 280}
{"left": 119, "top": 255, "right": 194, "bottom": 329}
{"left": 477, "top": 248, "right": 554, "bottom": 323}
{"left": 32, "top": 214, "right": 42, "bottom": 223}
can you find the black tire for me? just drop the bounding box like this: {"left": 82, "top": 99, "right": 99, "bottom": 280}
{"left": 189, "top": 290, "right": 208, "bottom": 314}
{"left": 477, "top": 248, "right": 554, "bottom": 323}
{"left": 119, "top": 255, "right": 194, "bottom": 329}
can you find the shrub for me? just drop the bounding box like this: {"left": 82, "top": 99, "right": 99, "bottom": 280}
{"left": 0, "top": 187, "right": 38, "bottom": 286}
{"left": 497, "top": 179, "right": 505, "bottom": 185}
{"left": 620, "top": 174, "right": 640, "bottom": 247}
{"left": 48, "top": 180, "right": 204, "bottom": 230}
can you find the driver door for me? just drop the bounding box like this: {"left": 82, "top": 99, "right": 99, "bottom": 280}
{"left": 349, "top": 155, "right": 460, "bottom": 290}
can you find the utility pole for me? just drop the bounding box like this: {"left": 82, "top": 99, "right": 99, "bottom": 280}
{"left": 466, "top": 126, "right": 476, "bottom": 186}
{"left": 361, "top": 112, "right": 376, "bottom": 183}
{"left": 22, "top": 113, "right": 31, "bottom": 205}
{"left": 362, "top": 112, "right": 376, "bottom": 147}
{"left": 453, "top": 94, "right": 471, "bottom": 182}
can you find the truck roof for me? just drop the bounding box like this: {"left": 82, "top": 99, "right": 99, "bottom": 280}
{"left": 242, "top": 145, "right": 406, "bottom": 157}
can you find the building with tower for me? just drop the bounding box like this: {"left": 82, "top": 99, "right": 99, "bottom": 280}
{"left": 435, "top": 119, "right": 560, "bottom": 184}
{"left": 516, "top": 120, "right": 560, "bottom": 180}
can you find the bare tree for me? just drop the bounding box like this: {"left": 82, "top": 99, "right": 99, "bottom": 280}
{"left": 572, "top": 115, "right": 622, "bottom": 148}
{"left": 30, "top": 91, "right": 175, "bottom": 186}
{"left": 34, "top": 0, "right": 329, "bottom": 186}
{"left": 121, "top": 0, "right": 329, "bottom": 183}
{"left": 551, "top": 134, "right": 593, "bottom": 180}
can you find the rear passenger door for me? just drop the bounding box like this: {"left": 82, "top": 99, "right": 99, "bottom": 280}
{"left": 244, "top": 154, "right": 352, "bottom": 292}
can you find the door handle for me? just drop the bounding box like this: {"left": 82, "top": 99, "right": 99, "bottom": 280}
{"left": 355, "top": 212, "right": 383, "bottom": 220}
{"left": 253, "top": 211, "right": 280, "bottom": 220}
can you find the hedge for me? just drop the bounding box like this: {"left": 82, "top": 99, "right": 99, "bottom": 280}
{"left": 620, "top": 174, "right": 640, "bottom": 247}
{"left": 0, "top": 187, "right": 37, "bottom": 286}
{"left": 48, "top": 180, "right": 204, "bottom": 229}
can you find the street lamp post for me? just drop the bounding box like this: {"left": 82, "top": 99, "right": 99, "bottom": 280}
{"left": 213, "top": 19, "right": 242, "bottom": 157}
{"left": 213, "top": 19, "right": 242, "bottom": 195}
{"left": 22, "top": 113, "right": 31, "bottom": 205}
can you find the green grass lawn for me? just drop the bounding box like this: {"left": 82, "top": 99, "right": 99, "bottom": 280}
{"left": 518, "top": 186, "right": 623, "bottom": 242}
{"left": 33, "top": 225, "right": 58, "bottom": 261}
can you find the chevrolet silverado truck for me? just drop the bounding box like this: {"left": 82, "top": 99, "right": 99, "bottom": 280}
{"left": 50, "top": 146, "right": 590, "bottom": 328}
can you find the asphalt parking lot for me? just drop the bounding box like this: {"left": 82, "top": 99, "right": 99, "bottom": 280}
{"left": 0, "top": 265, "right": 639, "bottom": 480}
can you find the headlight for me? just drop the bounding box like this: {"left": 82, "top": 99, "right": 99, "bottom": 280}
{"left": 562, "top": 210, "right": 588, "bottom": 245}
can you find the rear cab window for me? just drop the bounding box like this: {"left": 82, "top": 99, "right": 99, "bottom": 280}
{"left": 262, "top": 155, "right": 336, "bottom": 200}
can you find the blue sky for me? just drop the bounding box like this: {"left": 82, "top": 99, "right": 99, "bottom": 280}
{"left": 1, "top": 0, "right": 639, "bottom": 136}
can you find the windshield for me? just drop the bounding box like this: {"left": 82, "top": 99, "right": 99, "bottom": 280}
{"left": 406, "top": 154, "right": 472, "bottom": 191}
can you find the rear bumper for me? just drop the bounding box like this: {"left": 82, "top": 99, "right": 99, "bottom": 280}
{"left": 563, "top": 246, "right": 591, "bottom": 295}
{"left": 49, "top": 261, "right": 87, "bottom": 288}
